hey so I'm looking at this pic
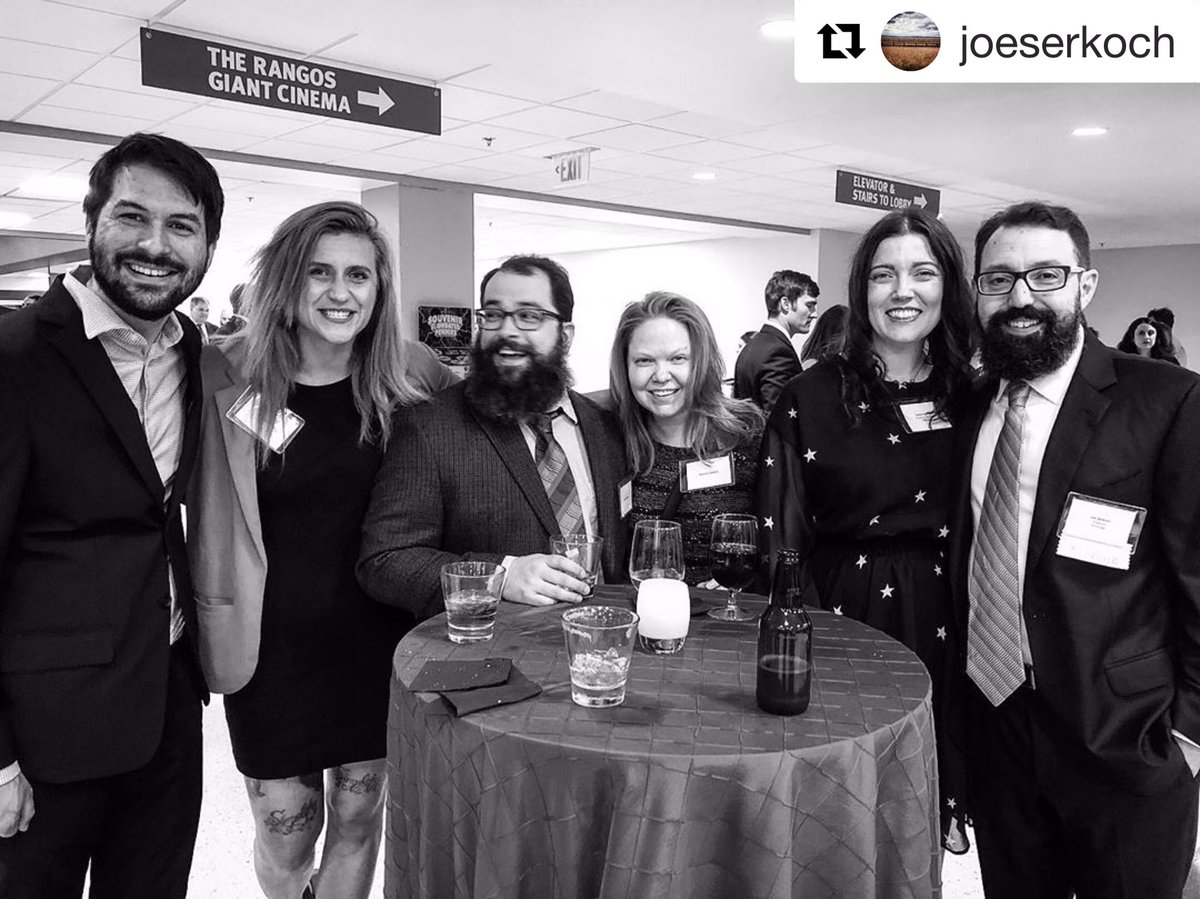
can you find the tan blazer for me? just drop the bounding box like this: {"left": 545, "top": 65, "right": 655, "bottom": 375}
{"left": 187, "top": 339, "right": 457, "bottom": 694}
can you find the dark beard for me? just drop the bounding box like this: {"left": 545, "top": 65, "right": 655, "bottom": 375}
{"left": 464, "top": 334, "right": 573, "bottom": 422}
{"left": 980, "top": 303, "right": 1081, "bottom": 382}
{"left": 89, "top": 239, "right": 205, "bottom": 323}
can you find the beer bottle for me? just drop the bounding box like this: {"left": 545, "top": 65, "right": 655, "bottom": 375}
{"left": 756, "top": 550, "right": 812, "bottom": 715}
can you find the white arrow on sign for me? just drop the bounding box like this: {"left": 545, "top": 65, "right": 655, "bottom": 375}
{"left": 357, "top": 87, "right": 394, "bottom": 116}
{"left": 913, "top": 193, "right": 927, "bottom": 209}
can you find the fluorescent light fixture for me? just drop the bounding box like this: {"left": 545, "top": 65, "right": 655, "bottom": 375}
{"left": 16, "top": 173, "right": 89, "bottom": 201}
{"left": 1071, "top": 126, "right": 1109, "bottom": 137}
{"left": 0, "top": 211, "right": 32, "bottom": 229}
{"left": 760, "top": 18, "right": 795, "bottom": 39}
{"left": 692, "top": 171, "right": 718, "bottom": 181}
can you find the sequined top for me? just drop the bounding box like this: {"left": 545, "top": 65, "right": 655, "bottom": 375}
{"left": 629, "top": 428, "right": 763, "bottom": 585}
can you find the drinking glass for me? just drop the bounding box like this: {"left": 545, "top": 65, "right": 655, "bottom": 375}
{"left": 561, "top": 606, "right": 639, "bottom": 708}
{"left": 550, "top": 534, "right": 604, "bottom": 596}
{"left": 708, "top": 513, "right": 759, "bottom": 621}
{"left": 440, "top": 561, "right": 505, "bottom": 643}
{"left": 629, "top": 519, "right": 685, "bottom": 585}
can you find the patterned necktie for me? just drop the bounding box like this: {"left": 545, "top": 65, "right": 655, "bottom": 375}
{"left": 531, "top": 409, "right": 584, "bottom": 537}
{"left": 968, "top": 381, "right": 1031, "bottom": 706}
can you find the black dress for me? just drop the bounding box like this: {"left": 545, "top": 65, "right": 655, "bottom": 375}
{"left": 224, "top": 378, "right": 412, "bottom": 779}
{"left": 629, "top": 429, "right": 761, "bottom": 586}
{"left": 758, "top": 360, "right": 968, "bottom": 842}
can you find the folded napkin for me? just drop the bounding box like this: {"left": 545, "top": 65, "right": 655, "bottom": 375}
{"left": 440, "top": 667, "right": 542, "bottom": 717}
{"left": 410, "top": 658, "right": 512, "bottom": 693}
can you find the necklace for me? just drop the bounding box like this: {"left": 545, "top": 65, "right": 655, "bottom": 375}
{"left": 884, "top": 360, "right": 932, "bottom": 388}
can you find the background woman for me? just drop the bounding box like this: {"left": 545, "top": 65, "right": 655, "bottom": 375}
{"left": 1117, "top": 314, "right": 1180, "bottom": 363}
{"left": 188, "top": 202, "right": 454, "bottom": 898}
{"left": 799, "top": 303, "right": 849, "bottom": 369}
{"left": 610, "top": 291, "right": 764, "bottom": 586}
{"left": 757, "top": 207, "right": 975, "bottom": 848}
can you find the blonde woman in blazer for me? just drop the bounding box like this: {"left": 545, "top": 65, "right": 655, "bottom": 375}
{"left": 187, "top": 202, "right": 454, "bottom": 899}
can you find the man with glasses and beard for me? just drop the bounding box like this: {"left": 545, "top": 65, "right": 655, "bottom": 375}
{"left": 358, "top": 254, "right": 628, "bottom": 620}
{"left": 947, "top": 202, "right": 1200, "bottom": 897}
{"left": 0, "top": 133, "right": 221, "bottom": 897}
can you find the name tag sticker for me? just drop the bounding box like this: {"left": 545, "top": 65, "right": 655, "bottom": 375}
{"left": 225, "top": 387, "right": 304, "bottom": 454}
{"left": 679, "top": 454, "right": 735, "bottom": 492}
{"left": 1055, "top": 491, "right": 1147, "bottom": 570}
{"left": 897, "top": 399, "right": 953, "bottom": 432}
{"left": 618, "top": 476, "right": 633, "bottom": 518}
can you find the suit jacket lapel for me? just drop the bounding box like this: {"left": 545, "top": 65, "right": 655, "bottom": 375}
{"left": 170, "top": 314, "right": 203, "bottom": 517}
{"left": 1027, "top": 337, "right": 1114, "bottom": 577}
{"left": 210, "top": 352, "right": 268, "bottom": 565}
{"left": 571, "top": 391, "right": 623, "bottom": 571}
{"left": 38, "top": 283, "right": 164, "bottom": 499}
{"left": 470, "top": 405, "right": 559, "bottom": 538}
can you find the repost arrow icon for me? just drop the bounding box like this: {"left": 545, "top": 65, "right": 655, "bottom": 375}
{"left": 357, "top": 86, "right": 394, "bottom": 116}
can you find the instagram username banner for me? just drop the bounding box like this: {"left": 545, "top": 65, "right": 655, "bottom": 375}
{"left": 794, "top": 0, "right": 1200, "bottom": 83}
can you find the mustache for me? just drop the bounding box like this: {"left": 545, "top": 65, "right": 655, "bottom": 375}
{"left": 985, "top": 305, "right": 1059, "bottom": 329}
{"left": 115, "top": 250, "right": 181, "bottom": 273}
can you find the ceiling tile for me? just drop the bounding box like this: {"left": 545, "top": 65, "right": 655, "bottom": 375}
{"left": 0, "top": 37, "right": 100, "bottom": 82}
{"left": 19, "top": 105, "right": 158, "bottom": 135}
{"left": 333, "top": 151, "right": 431, "bottom": 175}
{"left": 0, "top": 73, "right": 60, "bottom": 119}
{"left": 439, "top": 86, "right": 538, "bottom": 122}
{"left": 443, "top": 64, "right": 590, "bottom": 105}
{"left": 453, "top": 153, "right": 548, "bottom": 176}
{"left": 575, "top": 124, "right": 697, "bottom": 153}
{"left": 649, "top": 141, "right": 767, "bottom": 166}
{"left": 237, "top": 139, "right": 350, "bottom": 165}
{"left": 413, "top": 163, "right": 515, "bottom": 186}
{"left": 379, "top": 140, "right": 488, "bottom": 165}
{"left": 793, "top": 144, "right": 881, "bottom": 166}
{"left": 2, "top": 0, "right": 136, "bottom": 54}
{"left": 731, "top": 127, "right": 827, "bottom": 154}
{"left": 721, "top": 154, "right": 829, "bottom": 177}
{"left": 166, "top": 105, "right": 310, "bottom": 139}
{"left": 155, "top": 123, "right": 262, "bottom": 154}
{"left": 438, "top": 123, "right": 547, "bottom": 153}
{"left": 279, "top": 122, "right": 409, "bottom": 152}
{"left": 49, "top": 83, "right": 202, "bottom": 121}
{"left": 487, "top": 106, "right": 623, "bottom": 140}
{"left": 648, "top": 111, "right": 751, "bottom": 140}
{"left": 589, "top": 154, "right": 682, "bottom": 177}
{"left": 556, "top": 91, "right": 682, "bottom": 123}
{"left": 73, "top": 55, "right": 145, "bottom": 91}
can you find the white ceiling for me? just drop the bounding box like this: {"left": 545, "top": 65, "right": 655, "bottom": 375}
{"left": 0, "top": 0, "right": 1197, "bottom": 252}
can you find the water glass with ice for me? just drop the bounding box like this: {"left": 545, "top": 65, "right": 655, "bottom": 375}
{"left": 561, "top": 606, "right": 639, "bottom": 708}
{"left": 441, "top": 561, "right": 505, "bottom": 644}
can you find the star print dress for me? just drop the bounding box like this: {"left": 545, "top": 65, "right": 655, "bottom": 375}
{"left": 758, "top": 359, "right": 969, "bottom": 847}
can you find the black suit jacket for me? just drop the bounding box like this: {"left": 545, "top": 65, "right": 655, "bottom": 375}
{"left": 948, "top": 334, "right": 1200, "bottom": 793}
{"left": 358, "top": 381, "right": 630, "bottom": 619}
{"left": 733, "top": 326, "right": 800, "bottom": 413}
{"left": 0, "top": 272, "right": 203, "bottom": 783}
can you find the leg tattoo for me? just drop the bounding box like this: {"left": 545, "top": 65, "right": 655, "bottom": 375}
{"left": 297, "top": 771, "right": 323, "bottom": 791}
{"left": 333, "top": 767, "right": 383, "bottom": 795}
{"left": 263, "top": 797, "right": 320, "bottom": 836}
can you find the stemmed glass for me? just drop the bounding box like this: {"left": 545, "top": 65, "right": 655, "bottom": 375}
{"left": 629, "top": 520, "right": 685, "bottom": 585}
{"left": 708, "top": 513, "right": 759, "bottom": 621}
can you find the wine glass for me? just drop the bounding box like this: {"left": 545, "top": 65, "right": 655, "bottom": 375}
{"left": 708, "top": 513, "right": 759, "bottom": 621}
{"left": 629, "top": 520, "right": 685, "bottom": 585}
{"left": 629, "top": 520, "right": 686, "bottom": 653}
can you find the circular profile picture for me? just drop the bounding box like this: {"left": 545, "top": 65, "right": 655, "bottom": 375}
{"left": 881, "top": 12, "right": 941, "bottom": 71}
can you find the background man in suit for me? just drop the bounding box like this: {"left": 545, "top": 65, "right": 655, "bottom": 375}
{"left": 358, "top": 254, "right": 629, "bottom": 619}
{"left": 733, "top": 269, "right": 819, "bottom": 412}
{"left": 0, "top": 133, "right": 223, "bottom": 898}
{"left": 188, "top": 294, "right": 217, "bottom": 343}
{"left": 950, "top": 201, "right": 1200, "bottom": 897}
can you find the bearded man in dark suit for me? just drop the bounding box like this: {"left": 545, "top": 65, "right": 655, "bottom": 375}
{"left": 949, "top": 201, "right": 1200, "bottom": 897}
{"left": 358, "top": 254, "right": 628, "bottom": 619}
{"left": 733, "top": 269, "right": 819, "bottom": 413}
{"left": 0, "top": 133, "right": 222, "bottom": 898}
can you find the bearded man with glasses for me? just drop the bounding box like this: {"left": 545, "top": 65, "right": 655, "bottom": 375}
{"left": 358, "top": 254, "right": 629, "bottom": 617}
{"left": 945, "top": 201, "right": 1200, "bottom": 897}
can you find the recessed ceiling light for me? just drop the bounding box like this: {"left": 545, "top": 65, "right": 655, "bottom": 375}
{"left": 0, "top": 211, "right": 33, "bottom": 229}
{"left": 15, "top": 173, "right": 89, "bottom": 201}
{"left": 760, "top": 18, "right": 795, "bottom": 39}
{"left": 692, "top": 171, "right": 717, "bottom": 181}
{"left": 1071, "top": 126, "right": 1109, "bottom": 137}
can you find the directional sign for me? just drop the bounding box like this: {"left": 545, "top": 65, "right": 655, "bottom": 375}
{"left": 140, "top": 28, "right": 440, "bottom": 135}
{"left": 835, "top": 170, "right": 941, "bottom": 216}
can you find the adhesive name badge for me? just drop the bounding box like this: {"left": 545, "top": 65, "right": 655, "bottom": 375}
{"left": 618, "top": 476, "right": 634, "bottom": 518}
{"left": 1054, "top": 491, "right": 1147, "bottom": 570}
{"left": 225, "top": 386, "right": 304, "bottom": 454}
{"left": 678, "top": 454, "right": 735, "bottom": 492}
{"left": 897, "top": 399, "right": 953, "bottom": 433}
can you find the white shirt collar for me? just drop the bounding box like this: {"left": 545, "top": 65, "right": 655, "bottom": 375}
{"left": 64, "top": 270, "right": 183, "bottom": 348}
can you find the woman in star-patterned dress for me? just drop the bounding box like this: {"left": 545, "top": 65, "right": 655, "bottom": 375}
{"left": 758, "top": 208, "right": 976, "bottom": 851}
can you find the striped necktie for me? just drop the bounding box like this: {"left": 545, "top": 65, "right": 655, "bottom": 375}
{"left": 968, "top": 381, "right": 1031, "bottom": 706}
{"left": 531, "top": 409, "right": 584, "bottom": 537}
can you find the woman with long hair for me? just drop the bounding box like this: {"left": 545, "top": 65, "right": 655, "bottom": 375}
{"left": 610, "top": 291, "right": 764, "bottom": 586}
{"left": 799, "top": 303, "right": 849, "bottom": 369}
{"left": 188, "top": 201, "right": 454, "bottom": 898}
{"left": 757, "top": 207, "right": 976, "bottom": 849}
{"left": 1117, "top": 315, "right": 1180, "bottom": 364}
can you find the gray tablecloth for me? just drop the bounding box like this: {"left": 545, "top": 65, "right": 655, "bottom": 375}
{"left": 386, "top": 589, "right": 939, "bottom": 898}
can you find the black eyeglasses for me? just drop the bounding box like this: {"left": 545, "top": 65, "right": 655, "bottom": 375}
{"left": 975, "top": 266, "right": 1083, "bottom": 296}
{"left": 475, "top": 308, "right": 563, "bottom": 331}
